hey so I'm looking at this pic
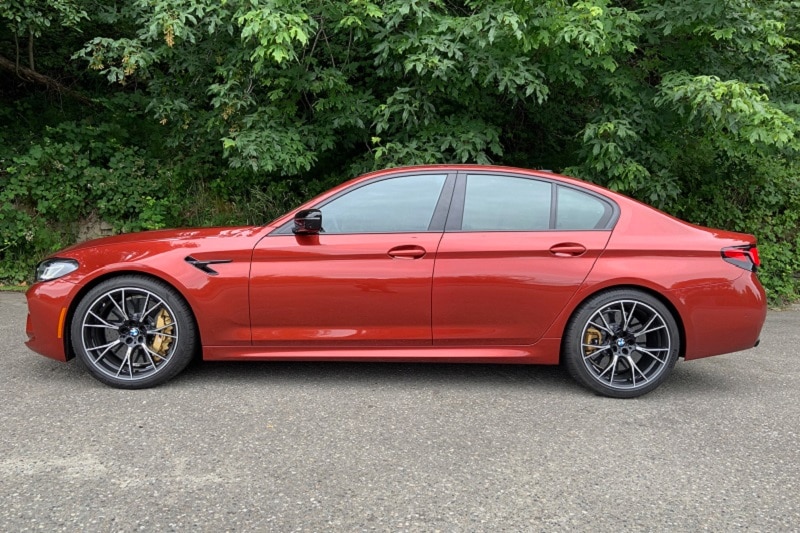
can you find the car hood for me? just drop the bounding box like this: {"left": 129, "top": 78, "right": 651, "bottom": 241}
{"left": 59, "top": 226, "right": 261, "bottom": 254}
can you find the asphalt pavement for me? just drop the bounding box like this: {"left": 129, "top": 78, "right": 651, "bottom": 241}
{"left": 1, "top": 291, "right": 798, "bottom": 531}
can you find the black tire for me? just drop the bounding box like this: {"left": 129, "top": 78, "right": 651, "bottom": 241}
{"left": 563, "top": 289, "right": 680, "bottom": 398}
{"left": 70, "top": 275, "right": 198, "bottom": 389}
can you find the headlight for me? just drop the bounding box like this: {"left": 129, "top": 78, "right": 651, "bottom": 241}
{"left": 35, "top": 259, "right": 79, "bottom": 282}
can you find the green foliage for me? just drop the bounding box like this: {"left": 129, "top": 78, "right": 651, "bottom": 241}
{"left": 1, "top": 0, "right": 89, "bottom": 37}
{"left": 656, "top": 72, "right": 798, "bottom": 148}
{"left": 0, "top": 117, "right": 170, "bottom": 276}
{"left": 1, "top": 0, "right": 799, "bottom": 304}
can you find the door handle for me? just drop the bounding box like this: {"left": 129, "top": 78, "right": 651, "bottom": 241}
{"left": 549, "top": 243, "right": 587, "bottom": 257}
{"left": 388, "top": 245, "right": 427, "bottom": 259}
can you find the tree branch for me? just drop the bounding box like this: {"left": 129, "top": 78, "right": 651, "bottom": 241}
{"left": 0, "top": 54, "right": 94, "bottom": 105}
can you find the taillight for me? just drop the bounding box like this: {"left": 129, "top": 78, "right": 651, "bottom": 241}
{"left": 750, "top": 247, "right": 761, "bottom": 267}
{"left": 721, "top": 245, "right": 760, "bottom": 272}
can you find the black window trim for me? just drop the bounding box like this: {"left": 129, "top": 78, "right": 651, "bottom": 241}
{"left": 448, "top": 170, "right": 619, "bottom": 232}
{"left": 270, "top": 170, "right": 458, "bottom": 236}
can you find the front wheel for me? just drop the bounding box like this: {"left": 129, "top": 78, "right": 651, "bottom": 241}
{"left": 563, "top": 290, "right": 680, "bottom": 398}
{"left": 70, "top": 276, "right": 198, "bottom": 389}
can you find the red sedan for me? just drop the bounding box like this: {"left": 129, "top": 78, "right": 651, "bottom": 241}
{"left": 25, "top": 165, "right": 766, "bottom": 397}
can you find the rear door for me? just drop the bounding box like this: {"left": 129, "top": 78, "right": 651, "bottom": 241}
{"left": 432, "top": 172, "right": 615, "bottom": 345}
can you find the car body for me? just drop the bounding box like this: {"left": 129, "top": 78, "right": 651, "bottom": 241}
{"left": 25, "top": 165, "right": 767, "bottom": 397}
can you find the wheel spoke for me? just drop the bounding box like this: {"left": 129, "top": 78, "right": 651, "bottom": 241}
{"left": 588, "top": 318, "right": 612, "bottom": 334}
{"left": 597, "top": 354, "right": 617, "bottom": 380}
{"left": 87, "top": 339, "right": 121, "bottom": 353}
{"left": 143, "top": 344, "right": 171, "bottom": 363}
{"left": 635, "top": 314, "right": 657, "bottom": 335}
{"left": 634, "top": 346, "right": 667, "bottom": 364}
{"left": 608, "top": 356, "right": 617, "bottom": 384}
{"left": 598, "top": 311, "right": 614, "bottom": 333}
{"left": 148, "top": 324, "right": 176, "bottom": 335}
{"left": 622, "top": 302, "right": 637, "bottom": 330}
{"left": 140, "top": 293, "right": 151, "bottom": 318}
{"left": 84, "top": 323, "right": 118, "bottom": 330}
{"left": 121, "top": 289, "right": 129, "bottom": 319}
{"left": 87, "top": 311, "right": 118, "bottom": 328}
{"left": 637, "top": 324, "right": 666, "bottom": 336}
{"left": 619, "top": 302, "right": 629, "bottom": 330}
{"left": 628, "top": 356, "right": 649, "bottom": 385}
{"left": 582, "top": 344, "right": 611, "bottom": 358}
{"left": 143, "top": 350, "right": 158, "bottom": 370}
{"left": 116, "top": 346, "right": 133, "bottom": 378}
{"left": 143, "top": 300, "right": 163, "bottom": 320}
{"left": 92, "top": 340, "right": 122, "bottom": 364}
{"left": 108, "top": 291, "right": 129, "bottom": 321}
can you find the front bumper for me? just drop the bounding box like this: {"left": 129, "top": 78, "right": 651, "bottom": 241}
{"left": 25, "top": 280, "right": 78, "bottom": 362}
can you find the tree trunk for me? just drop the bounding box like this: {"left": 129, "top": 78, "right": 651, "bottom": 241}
{"left": 14, "top": 32, "right": 20, "bottom": 73}
{"left": 28, "top": 30, "right": 35, "bottom": 72}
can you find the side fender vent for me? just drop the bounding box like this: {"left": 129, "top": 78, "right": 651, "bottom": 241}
{"left": 185, "top": 256, "right": 232, "bottom": 276}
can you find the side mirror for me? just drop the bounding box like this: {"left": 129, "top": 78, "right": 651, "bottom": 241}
{"left": 292, "top": 208, "right": 322, "bottom": 235}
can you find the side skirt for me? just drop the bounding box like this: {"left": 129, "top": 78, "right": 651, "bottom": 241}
{"left": 202, "top": 338, "right": 562, "bottom": 365}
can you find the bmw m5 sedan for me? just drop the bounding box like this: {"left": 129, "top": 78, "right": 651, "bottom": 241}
{"left": 25, "top": 165, "right": 766, "bottom": 397}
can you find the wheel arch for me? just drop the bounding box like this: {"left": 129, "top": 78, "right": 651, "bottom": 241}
{"left": 559, "top": 284, "right": 686, "bottom": 362}
{"left": 63, "top": 270, "right": 202, "bottom": 361}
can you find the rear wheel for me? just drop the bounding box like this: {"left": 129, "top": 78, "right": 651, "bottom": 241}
{"left": 563, "top": 290, "right": 680, "bottom": 398}
{"left": 70, "top": 276, "right": 197, "bottom": 389}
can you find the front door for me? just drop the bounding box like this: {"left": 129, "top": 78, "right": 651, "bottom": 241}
{"left": 249, "top": 172, "right": 454, "bottom": 347}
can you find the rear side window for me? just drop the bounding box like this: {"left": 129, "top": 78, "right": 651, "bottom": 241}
{"left": 556, "top": 186, "right": 613, "bottom": 230}
{"left": 462, "top": 175, "right": 552, "bottom": 231}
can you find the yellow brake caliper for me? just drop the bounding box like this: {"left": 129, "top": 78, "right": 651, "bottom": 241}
{"left": 584, "top": 327, "right": 602, "bottom": 354}
{"left": 150, "top": 309, "right": 174, "bottom": 362}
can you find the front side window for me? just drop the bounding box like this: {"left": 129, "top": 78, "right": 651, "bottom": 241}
{"left": 321, "top": 174, "right": 447, "bottom": 234}
{"left": 461, "top": 174, "right": 552, "bottom": 231}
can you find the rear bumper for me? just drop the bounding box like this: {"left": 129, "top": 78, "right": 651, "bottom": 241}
{"left": 672, "top": 272, "right": 767, "bottom": 360}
